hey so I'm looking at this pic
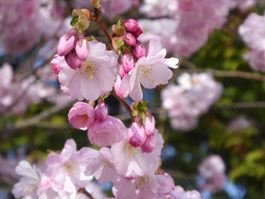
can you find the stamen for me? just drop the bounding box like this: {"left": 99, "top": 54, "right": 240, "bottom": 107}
{"left": 139, "top": 65, "right": 156, "bottom": 83}
{"left": 80, "top": 60, "right": 99, "bottom": 79}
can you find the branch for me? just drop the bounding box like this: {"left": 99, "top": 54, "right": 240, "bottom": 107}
{"left": 78, "top": 188, "right": 94, "bottom": 199}
{"left": 93, "top": 7, "right": 112, "bottom": 49}
{"left": 13, "top": 101, "right": 74, "bottom": 130}
{"left": 112, "top": 91, "right": 135, "bottom": 122}
{"left": 177, "top": 68, "right": 265, "bottom": 82}
{"left": 215, "top": 101, "right": 265, "bottom": 109}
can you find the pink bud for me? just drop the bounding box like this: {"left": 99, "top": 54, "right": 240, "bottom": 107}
{"left": 145, "top": 116, "right": 155, "bottom": 136}
{"left": 123, "top": 19, "right": 139, "bottom": 32}
{"left": 141, "top": 134, "right": 155, "bottom": 153}
{"left": 131, "top": 42, "right": 146, "bottom": 59}
{"left": 134, "top": 27, "right": 143, "bottom": 38}
{"left": 50, "top": 54, "right": 64, "bottom": 75}
{"left": 118, "top": 64, "right": 126, "bottom": 79}
{"left": 121, "top": 53, "right": 134, "bottom": 73}
{"left": 128, "top": 122, "right": 146, "bottom": 147}
{"left": 57, "top": 34, "right": 75, "bottom": 56}
{"left": 95, "top": 101, "right": 108, "bottom": 121}
{"left": 75, "top": 39, "right": 90, "bottom": 61}
{"left": 123, "top": 32, "right": 136, "bottom": 46}
{"left": 68, "top": 102, "right": 95, "bottom": 130}
{"left": 114, "top": 76, "right": 130, "bottom": 99}
{"left": 65, "top": 52, "right": 82, "bottom": 70}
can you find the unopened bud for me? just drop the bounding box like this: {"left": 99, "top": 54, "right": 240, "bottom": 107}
{"left": 141, "top": 134, "right": 155, "bottom": 153}
{"left": 123, "top": 32, "right": 136, "bottom": 47}
{"left": 134, "top": 27, "right": 143, "bottom": 38}
{"left": 112, "top": 36, "right": 123, "bottom": 54}
{"left": 50, "top": 55, "right": 63, "bottom": 75}
{"left": 75, "top": 39, "right": 89, "bottom": 61}
{"left": 131, "top": 42, "right": 146, "bottom": 59}
{"left": 128, "top": 123, "right": 146, "bottom": 147}
{"left": 112, "top": 25, "right": 125, "bottom": 36}
{"left": 145, "top": 116, "right": 155, "bottom": 136}
{"left": 121, "top": 52, "right": 134, "bottom": 73}
{"left": 123, "top": 19, "right": 139, "bottom": 32}
{"left": 95, "top": 101, "right": 108, "bottom": 121}
{"left": 66, "top": 52, "right": 82, "bottom": 70}
{"left": 118, "top": 64, "right": 126, "bottom": 79}
{"left": 57, "top": 34, "right": 75, "bottom": 56}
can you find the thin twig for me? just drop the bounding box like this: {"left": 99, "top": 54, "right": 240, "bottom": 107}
{"left": 177, "top": 68, "right": 265, "bottom": 82}
{"left": 78, "top": 188, "right": 94, "bottom": 199}
{"left": 215, "top": 101, "right": 265, "bottom": 109}
{"left": 13, "top": 101, "right": 74, "bottom": 130}
{"left": 93, "top": 7, "right": 112, "bottom": 49}
{"left": 112, "top": 91, "right": 134, "bottom": 122}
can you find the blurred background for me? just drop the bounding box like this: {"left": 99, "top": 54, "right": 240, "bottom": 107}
{"left": 0, "top": 0, "right": 265, "bottom": 198}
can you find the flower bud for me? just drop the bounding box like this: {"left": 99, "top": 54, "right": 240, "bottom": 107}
{"left": 134, "top": 27, "right": 143, "bottom": 38}
{"left": 123, "top": 32, "right": 136, "bottom": 47}
{"left": 141, "top": 134, "right": 155, "bottom": 153}
{"left": 68, "top": 102, "right": 95, "bottom": 130}
{"left": 123, "top": 19, "right": 139, "bottom": 32}
{"left": 131, "top": 42, "right": 146, "bottom": 59}
{"left": 121, "top": 52, "right": 134, "bottom": 73}
{"left": 114, "top": 76, "right": 130, "bottom": 99}
{"left": 65, "top": 52, "right": 82, "bottom": 70}
{"left": 50, "top": 55, "right": 64, "bottom": 75}
{"left": 95, "top": 101, "right": 108, "bottom": 121}
{"left": 112, "top": 24, "right": 124, "bottom": 36}
{"left": 128, "top": 123, "right": 146, "bottom": 147}
{"left": 118, "top": 64, "right": 126, "bottom": 79}
{"left": 75, "top": 39, "right": 89, "bottom": 61}
{"left": 145, "top": 116, "right": 155, "bottom": 136}
{"left": 57, "top": 34, "right": 75, "bottom": 56}
{"left": 112, "top": 36, "right": 123, "bottom": 54}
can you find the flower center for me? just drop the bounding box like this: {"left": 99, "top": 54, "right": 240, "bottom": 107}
{"left": 65, "top": 164, "right": 76, "bottom": 174}
{"left": 135, "top": 176, "right": 149, "bottom": 190}
{"left": 138, "top": 65, "right": 156, "bottom": 83}
{"left": 80, "top": 60, "right": 99, "bottom": 79}
{"left": 125, "top": 142, "right": 137, "bottom": 156}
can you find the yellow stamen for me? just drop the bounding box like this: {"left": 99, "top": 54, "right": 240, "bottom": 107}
{"left": 139, "top": 65, "right": 156, "bottom": 83}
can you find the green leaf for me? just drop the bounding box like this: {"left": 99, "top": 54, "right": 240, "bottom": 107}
{"left": 70, "top": 15, "right": 79, "bottom": 27}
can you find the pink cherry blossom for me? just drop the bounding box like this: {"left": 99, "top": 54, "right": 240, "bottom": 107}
{"left": 68, "top": 102, "right": 95, "bottom": 131}
{"left": 88, "top": 116, "right": 126, "bottom": 147}
{"left": 111, "top": 129, "right": 163, "bottom": 178}
{"left": 82, "top": 147, "right": 118, "bottom": 183}
{"left": 162, "top": 73, "right": 223, "bottom": 131}
{"left": 126, "top": 38, "right": 178, "bottom": 101}
{"left": 12, "top": 161, "right": 41, "bottom": 199}
{"left": 45, "top": 139, "right": 92, "bottom": 195}
{"left": 198, "top": 155, "right": 226, "bottom": 193}
{"left": 58, "top": 41, "right": 118, "bottom": 100}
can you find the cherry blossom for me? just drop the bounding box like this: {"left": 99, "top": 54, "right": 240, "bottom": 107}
{"left": 58, "top": 41, "right": 118, "bottom": 100}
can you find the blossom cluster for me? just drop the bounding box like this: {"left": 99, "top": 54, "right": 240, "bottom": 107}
{"left": 161, "top": 73, "right": 223, "bottom": 131}
{"left": 0, "top": 0, "right": 68, "bottom": 54}
{"left": 12, "top": 132, "right": 201, "bottom": 199}
{"left": 239, "top": 12, "right": 265, "bottom": 72}
{"left": 139, "top": 0, "right": 231, "bottom": 57}
{"left": 10, "top": 9, "right": 204, "bottom": 197}
{"left": 198, "top": 155, "right": 226, "bottom": 194}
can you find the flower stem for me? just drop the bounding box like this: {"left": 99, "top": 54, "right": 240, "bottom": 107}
{"left": 112, "top": 91, "right": 135, "bottom": 122}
